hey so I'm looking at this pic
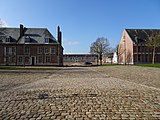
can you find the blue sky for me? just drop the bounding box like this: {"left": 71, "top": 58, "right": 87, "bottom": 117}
{"left": 0, "top": 0, "right": 160, "bottom": 53}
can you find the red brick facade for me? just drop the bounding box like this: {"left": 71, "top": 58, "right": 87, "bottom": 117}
{"left": 118, "top": 29, "right": 160, "bottom": 64}
{"left": 1, "top": 43, "right": 63, "bottom": 66}
{"left": 0, "top": 25, "right": 63, "bottom": 66}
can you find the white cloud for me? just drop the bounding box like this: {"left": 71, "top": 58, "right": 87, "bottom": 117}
{"left": 0, "top": 18, "right": 8, "bottom": 27}
{"left": 63, "top": 38, "right": 80, "bottom": 46}
{"left": 67, "top": 41, "right": 79, "bottom": 45}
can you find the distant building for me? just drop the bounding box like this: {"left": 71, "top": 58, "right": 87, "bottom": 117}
{"left": 113, "top": 52, "right": 118, "bottom": 63}
{"left": 118, "top": 29, "right": 160, "bottom": 64}
{"left": 103, "top": 52, "right": 117, "bottom": 64}
{"left": 63, "top": 54, "right": 98, "bottom": 65}
{"left": 0, "top": 24, "right": 63, "bottom": 66}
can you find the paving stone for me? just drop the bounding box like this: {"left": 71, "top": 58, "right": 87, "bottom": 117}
{"left": 0, "top": 67, "right": 160, "bottom": 119}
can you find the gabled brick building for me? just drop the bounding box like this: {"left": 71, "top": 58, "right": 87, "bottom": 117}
{"left": 118, "top": 29, "right": 160, "bottom": 64}
{"left": 0, "top": 24, "right": 63, "bottom": 66}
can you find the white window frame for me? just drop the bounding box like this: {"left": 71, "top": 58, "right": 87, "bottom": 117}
{"left": 37, "top": 56, "right": 43, "bottom": 63}
{"left": 45, "top": 56, "right": 51, "bottom": 63}
{"left": 18, "top": 56, "right": 23, "bottom": 63}
{"left": 5, "top": 37, "right": 10, "bottom": 42}
{"left": 25, "top": 47, "right": 30, "bottom": 54}
{"left": 24, "top": 56, "right": 30, "bottom": 64}
{"left": 6, "top": 47, "right": 10, "bottom": 54}
{"left": 25, "top": 36, "right": 30, "bottom": 43}
{"left": 38, "top": 47, "right": 43, "bottom": 54}
{"left": 51, "top": 47, "right": 56, "bottom": 54}
{"left": 44, "top": 38, "right": 49, "bottom": 44}
{"left": 11, "top": 56, "right": 15, "bottom": 63}
{"left": 44, "top": 47, "right": 49, "bottom": 54}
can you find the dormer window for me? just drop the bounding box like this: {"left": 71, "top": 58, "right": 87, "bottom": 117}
{"left": 5, "top": 37, "right": 10, "bottom": 42}
{"left": 25, "top": 36, "right": 30, "bottom": 43}
{"left": 45, "top": 38, "right": 49, "bottom": 43}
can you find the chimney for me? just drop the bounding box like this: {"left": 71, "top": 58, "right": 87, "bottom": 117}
{"left": 57, "top": 26, "right": 62, "bottom": 45}
{"left": 20, "top": 24, "right": 24, "bottom": 37}
{"left": 59, "top": 31, "right": 62, "bottom": 45}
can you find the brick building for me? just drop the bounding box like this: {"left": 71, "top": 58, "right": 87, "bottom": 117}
{"left": 0, "top": 24, "right": 63, "bottom": 66}
{"left": 118, "top": 29, "right": 160, "bottom": 64}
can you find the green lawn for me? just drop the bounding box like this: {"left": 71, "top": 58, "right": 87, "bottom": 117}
{"left": 136, "top": 64, "right": 160, "bottom": 68}
{"left": 101, "top": 63, "right": 160, "bottom": 68}
{"left": 101, "top": 64, "right": 120, "bottom": 66}
{"left": 0, "top": 66, "right": 19, "bottom": 69}
{"left": 0, "top": 65, "right": 60, "bottom": 70}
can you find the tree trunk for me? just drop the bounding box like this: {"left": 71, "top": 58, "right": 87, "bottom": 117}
{"left": 99, "top": 54, "right": 102, "bottom": 65}
{"left": 100, "top": 60, "right": 102, "bottom": 65}
{"left": 152, "top": 46, "right": 156, "bottom": 64}
{"left": 97, "top": 55, "right": 99, "bottom": 65}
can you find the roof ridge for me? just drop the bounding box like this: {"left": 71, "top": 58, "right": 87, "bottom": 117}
{"left": 125, "top": 28, "right": 160, "bottom": 43}
{"left": 126, "top": 28, "right": 160, "bottom": 30}
{"left": 0, "top": 27, "right": 48, "bottom": 29}
{"left": 26, "top": 28, "right": 47, "bottom": 29}
{"left": 0, "top": 27, "right": 18, "bottom": 29}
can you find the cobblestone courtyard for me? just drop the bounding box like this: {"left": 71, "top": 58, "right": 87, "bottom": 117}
{"left": 0, "top": 66, "right": 160, "bottom": 119}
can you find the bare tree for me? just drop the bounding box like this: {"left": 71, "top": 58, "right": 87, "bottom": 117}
{"left": 0, "top": 18, "right": 7, "bottom": 27}
{"left": 126, "top": 51, "right": 132, "bottom": 64}
{"left": 147, "top": 31, "right": 160, "bottom": 64}
{"left": 90, "top": 37, "right": 110, "bottom": 65}
{"left": 117, "top": 44, "right": 125, "bottom": 64}
{"left": 116, "top": 44, "right": 120, "bottom": 64}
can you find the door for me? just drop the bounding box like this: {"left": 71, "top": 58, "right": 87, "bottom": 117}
{"left": 32, "top": 57, "right": 35, "bottom": 65}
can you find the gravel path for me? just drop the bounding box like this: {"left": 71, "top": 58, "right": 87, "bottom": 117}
{"left": 0, "top": 66, "right": 160, "bottom": 119}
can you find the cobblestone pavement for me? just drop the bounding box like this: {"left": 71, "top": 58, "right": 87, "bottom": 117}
{"left": 0, "top": 67, "right": 160, "bottom": 119}
{"left": 92, "top": 66, "right": 160, "bottom": 89}
{"left": 0, "top": 68, "right": 61, "bottom": 92}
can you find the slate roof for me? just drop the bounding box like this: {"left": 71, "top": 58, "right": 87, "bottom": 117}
{"left": 0, "top": 27, "right": 58, "bottom": 44}
{"left": 125, "top": 29, "right": 160, "bottom": 43}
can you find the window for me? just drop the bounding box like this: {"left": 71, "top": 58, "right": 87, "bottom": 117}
{"left": 138, "top": 46, "right": 140, "bottom": 52}
{"left": 6, "top": 47, "right": 9, "bottom": 54}
{"left": 11, "top": 56, "right": 15, "bottom": 63}
{"left": 12, "top": 47, "right": 15, "bottom": 53}
{"left": 44, "top": 38, "right": 49, "bottom": 43}
{"left": 25, "top": 36, "right": 30, "bottom": 43}
{"left": 145, "top": 47, "right": 149, "bottom": 52}
{"left": 5, "top": 37, "right": 10, "bottom": 42}
{"left": 146, "top": 54, "right": 148, "bottom": 63}
{"left": 5, "top": 47, "right": 16, "bottom": 55}
{"left": 149, "top": 48, "right": 152, "bottom": 53}
{"left": 38, "top": 47, "right": 43, "bottom": 54}
{"left": 38, "top": 56, "right": 43, "bottom": 63}
{"left": 18, "top": 56, "right": 23, "bottom": 63}
{"left": 45, "top": 56, "right": 51, "bottom": 63}
{"left": 6, "top": 56, "right": 9, "bottom": 63}
{"left": 11, "top": 47, "right": 16, "bottom": 55}
{"left": 25, "top": 57, "right": 30, "bottom": 64}
{"left": 44, "top": 47, "right": 49, "bottom": 54}
{"left": 25, "top": 47, "right": 30, "bottom": 54}
{"left": 138, "top": 55, "right": 141, "bottom": 62}
{"left": 51, "top": 47, "right": 56, "bottom": 54}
